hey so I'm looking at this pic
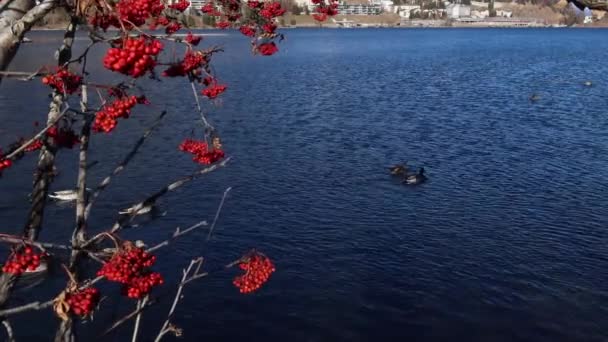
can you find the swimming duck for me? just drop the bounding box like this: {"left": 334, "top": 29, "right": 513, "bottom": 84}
{"left": 584, "top": 81, "right": 593, "bottom": 87}
{"left": 529, "top": 94, "right": 541, "bottom": 102}
{"left": 388, "top": 163, "right": 408, "bottom": 176}
{"left": 48, "top": 188, "right": 91, "bottom": 201}
{"left": 402, "top": 167, "right": 427, "bottom": 185}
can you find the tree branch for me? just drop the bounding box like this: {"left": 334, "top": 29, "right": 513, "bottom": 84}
{"left": 2, "top": 319, "right": 15, "bottom": 342}
{"left": 84, "top": 110, "right": 169, "bottom": 221}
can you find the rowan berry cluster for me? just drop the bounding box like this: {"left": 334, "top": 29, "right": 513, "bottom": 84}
{"left": 312, "top": 0, "right": 339, "bottom": 20}
{"left": 168, "top": 0, "right": 189, "bottom": 11}
{"left": 258, "top": 42, "right": 278, "bottom": 56}
{"left": 93, "top": 96, "right": 143, "bottom": 133}
{"left": 116, "top": 0, "right": 165, "bottom": 27}
{"left": 24, "top": 139, "right": 43, "bottom": 152}
{"left": 162, "top": 50, "right": 206, "bottom": 77}
{"left": 97, "top": 246, "right": 163, "bottom": 299}
{"left": 103, "top": 37, "right": 163, "bottom": 78}
{"left": 65, "top": 287, "right": 100, "bottom": 317}
{"left": 179, "top": 138, "right": 225, "bottom": 165}
{"left": 201, "top": 84, "right": 227, "bottom": 99}
{"left": 41, "top": 68, "right": 82, "bottom": 94}
{"left": 233, "top": 253, "right": 275, "bottom": 294}
{"left": 185, "top": 32, "right": 202, "bottom": 46}
{"left": 0, "top": 158, "right": 11, "bottom": 173}
{"left": 2, "top": 246, "right": 45, "bottom": 275}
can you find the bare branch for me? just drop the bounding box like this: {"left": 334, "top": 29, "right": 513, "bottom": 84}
{"left": 154, "top": 258, "right": 203, "bottom": 342}
{"left": 131, "top": 296, "right": 148, "bottom": 342}
{"left": 2, "top": 319, "right": 15, "bottom": 342}
{"left": 72, "top": 85, "right": 93, "bottom": 246}
{"left": 207, "top": 187, "right": 231, "bottom": 241}
{"left": 0, "top": 299, "right": 54, "bottom": 316}
{"left": 0, "top": 234, "right": 69, "bottom": 250}
{"left": 84, "top": 110, "right": 169, "bottom": 221}
{"left": 146, "top": 220, "right": 208, "bottom": 254}
{"left": 101, "top": 298, "right": 155, "bottom": 336}
{"left": 4, "top": 105, "right": 70, "bottom": 161}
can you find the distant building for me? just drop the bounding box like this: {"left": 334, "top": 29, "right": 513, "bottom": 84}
{"left": 446, "top": 3, "right": 470, "bottom": 18}
{"left": 338, "top": 0, "right": 382, "bottom": 15}
{"left": 394, "top": 4, "right": 421, "bottom": 18}
{"left": 583, "top": 6, "right": 593, "bottom": 23}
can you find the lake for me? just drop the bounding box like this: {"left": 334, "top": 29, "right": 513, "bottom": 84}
{"left": 1, "top": 28, "right": 608, "bottom": 341}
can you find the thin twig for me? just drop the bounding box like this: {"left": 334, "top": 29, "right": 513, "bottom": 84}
{"left": 207, "top": 187, "right": 231, "bottom": 241}
{"left": 131, "top": 296, "right": 148, "bottom": 342}
{"left": 154, "top": 258, "right": 202, "bottom": 342}
{"left": 101, "top": 298, "right": 155, "bottom": 336}
{"left": 146, "top": 220, "right": 208, "bottom": 254}
{"left": 83, "top": 110, "right": 169, "bottom": 221}
{"left": 0, "top": 234, "right": 69, "bottom": 250}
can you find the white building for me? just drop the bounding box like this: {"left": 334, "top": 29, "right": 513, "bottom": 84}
{"left": 393, "top": 4, "right": 421, "bottom": 18}
{"left": 338, "top": 0, "right": 382, "bottom": 15}
{"left": 446, "top": 3, "right": 470, "bottom": 18}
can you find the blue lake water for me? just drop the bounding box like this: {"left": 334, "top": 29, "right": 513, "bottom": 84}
{"left": 1, "top": 28, "right": 608, "bottom": 341}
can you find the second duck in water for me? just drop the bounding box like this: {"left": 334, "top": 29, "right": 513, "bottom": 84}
{"left": 402, "top": 167, "right": 427, "bottom": 185}
{"left": 388, "top": 163, "right": 408, "bottom": 176}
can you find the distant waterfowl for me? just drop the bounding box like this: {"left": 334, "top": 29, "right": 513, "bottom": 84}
{"left": 584, "top": 81, "right": 593, "bottom": 87}
{"left": 529, "top": 94, "right": 541, "bottom": 102}
{"left": 119, "top": 204, "right": 154, "bottom": 216}
{"left": 402, "top": 167, "right": 427, "bottom": 185}
{"left": 48, "top": 188, "right": 90, "bottom": 201}
{"left": 388, "top": 163, "right": 408, "bottom": 176}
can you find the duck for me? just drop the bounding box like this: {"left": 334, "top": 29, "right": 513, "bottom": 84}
{"left": 529, "top": 93, "right": 541, "bottom": 102}
{"left": 402, "top": 167, "right": 427, "bottom": 185}
{"left": 583, "top": 80, "right": 593, "bottom": 87}
{"left": 119, "top": 203, "right": 154, "bottom": 216}
{"left": 388, "top": 163, "right": 408, "bottom": 176}
{"left": 48, "top": 188, "right": 91, "bottom": 201}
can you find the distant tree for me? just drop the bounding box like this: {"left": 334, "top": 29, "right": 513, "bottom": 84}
{"left": 561, "top": 6, "right": 584, "bottom": 25}
{"left": 290, "top": 18, "right": 297, "bottom": 25}
{"left": 291, "top": 4, "right": 303, "bottom": 14}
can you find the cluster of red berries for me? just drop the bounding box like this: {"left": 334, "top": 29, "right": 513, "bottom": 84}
{"left": 89, "top": 12, "right": 117, "bottom": 31}
{"left": 201, "top": 84, "right": 227, "bottom": 99}
{"left": 24, "top": 139, "right": 43, "bottom": 152}
{"left": 41, "top": 68, "right": 82, "bottom": 94}
{"left": 263, "top": 22, "right": 277, "bottom": 33}
{"left": 97, "top": 246, "right": 163, "bottom": 299}
{"left": 179, "top": 138, "right": 225, "bottom": 165}
{"left": 0, "top": 158, "right": 12, "bottom": 173}
{"left": 258, "top": 42, "right": 278, "bottom": 56}
{"left": 216, "top": 21, "right": 231, "bottom": 29}
{"left": 2, "top": 246, "right": 45, "bottom": 275}
{"left": 201, "top": 3, "right": 221, "bottom": 15}
{"left": 116, "top": 0, "right": 164, "bottom": 27}
{"left": 103, "top": 37, "right": 163, "bottom": 78}
{"left": 259, "top": 2, "right": 286, "bottom": 19}
{"left": 65, "top": 287, "right": 100, "bottom": 317}
{"left": 239, "top": 25, "right": 256, "bottom": 37}
{"left": 247, "top": 0, "right": 262, "bottom": 8}
{"left": 124, "top": 273, "right": 164, "bottom": 299}
{"left": 168, "top": 0, "right": 190, "bottom": 11}
{"left": 162, "top": 50, "right": 206, "bottom": 77}
{"left": 47, "top": 126, "right": 80, "bottom": 149}
{"left": 93, "top": 96, "right": 141, "bottom": 133}
{"left": 312, "top": 0, "right": 339, "bottom": 21}
{"left": 233, "top": 253, "right": 275, "bottom": 294}
{"left": 185, "top": 32, "right": 202, "bottom": 45}
{"left": 165, "top": 22, "right": 181, "bottom": 34}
